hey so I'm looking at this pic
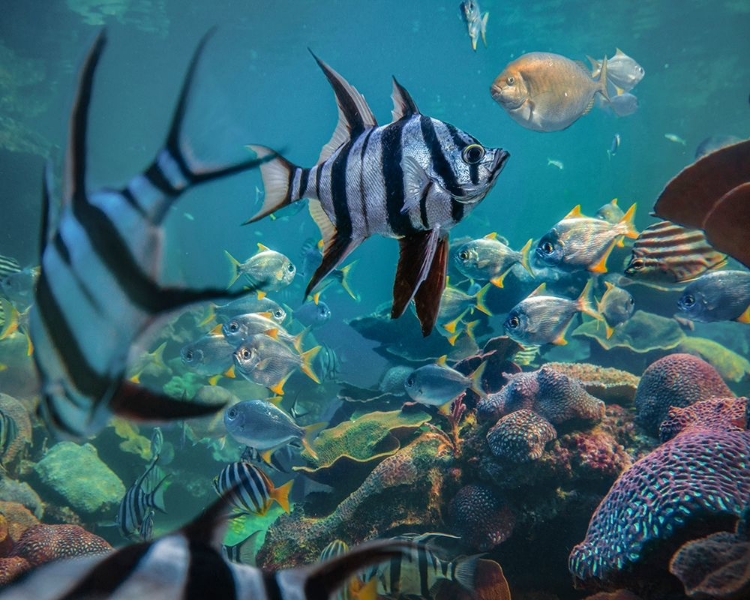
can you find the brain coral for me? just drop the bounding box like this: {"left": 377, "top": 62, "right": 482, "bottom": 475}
{"left": 659, "top": 397, "right": 747, "bottom": 443}
{"left": 569, "top": 429, "right": 750, "bottom": 591}
{"left": 487, "top": 409, "right": 557, "bottom": 462}
{"left": 10, "top": 524, "right": 111, "bottom": 567}
{"left": 449, "top": 483, "right": 516, "bottom": 552}
{"left": 634, "top": 353, "right": 733, "bottom": 436}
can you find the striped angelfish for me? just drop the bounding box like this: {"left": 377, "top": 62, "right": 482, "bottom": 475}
{"left": 364, "top": 533, "right": 479, "bottom": 599}
{"left": 624, "top": 220, "right": 727, "bottom": 283}
{"left": 0, "top": 411, "right": 17, "bottom": 458}
{"left": 222, "top": 531, "right": 260, "bottom": 565}
{"left": 29, "top": 31, "right": 270, "bottom": 439}
{"left": 116, "top": 457, "right": 168, "bottom": 541}
{"left": 0, "top": 481, "right": 418, "bottom": 600}
{"left": 212, "top": 461, "right": 293, "bottom": 516}
{"left": 0, "top": 255, "right": 20, "bottom": 279}
{"left": 247, "top": 53, "right": 509, "bottom": 335}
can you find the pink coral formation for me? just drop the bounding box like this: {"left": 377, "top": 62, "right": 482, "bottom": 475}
{"left": 659, "top": 397, "right": 747, "bottom": 443}
{"left": 569, "top": 429, "right": 750, "bottom": 592}
{"left": 487, "top": 409, "right": 556, "bottom": 462}
{"left": 634, "top": 353, "right": 733, "bottom": 436}
{"left": 449, "top": 484, "right": 516, "bottom": 551}
{"left": 10, "top": 524, "right": 111, "bottom": 567}
{"left": 0, "top": 556, "right": 29, "bottom": 585}
{"left": 543, "top": 362, "right": 640, "bottom": 406}
{"left": 477, "top": 365, "right": 605, "bottom": 426}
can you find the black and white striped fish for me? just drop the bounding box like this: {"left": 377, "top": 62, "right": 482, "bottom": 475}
{"left": 624, "top": 220, "right": 728, "bottom": 283}
{"left": 212, "top": 460, "right": 293, "bottom": 516}
{"left": 247, "top": 53, "right": 509, "bottom": 335}
{"left": 0, "top": 255, "right": 21, "bottom": 280}
{"left": 116, "top": 456, "right": 168, "bottom": 541}
{"left": 0, "top": 481, "right": 417, "bottom": 600}
{"left": 0, "top": 410, "right": 17, "bottom": 458}
{"left": 222, "top": 531, "right": 259, "bottom": 565}
{"left": 29, "top": 31, "right": 270, "bottom": 439}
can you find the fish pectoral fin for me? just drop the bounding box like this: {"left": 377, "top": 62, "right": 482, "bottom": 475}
{"left": 392, "top": 228, "right": 441, "bottom": 320}
{"left": 109, "top": 380, "right": 224, "bottom": 423}
{"left": 401, "top": 156, "right": 435, "bottom": 214}
{"left": 305, "top": 233, "right": 362, "bottom": 298}
{"left": 413, "top": 233, "right": 450, "bottom": 336}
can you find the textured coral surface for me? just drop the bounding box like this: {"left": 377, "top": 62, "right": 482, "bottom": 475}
{"left": 487, "top": 409, "right": 557, "bottom": 462}
{"left": 449, "top": 483, "right": 516, "bottom": 551}
{"left": 659, "top": 397, "right": 747, "bottom": 443}
{"left": 10, "top": 524, "right": 112, "bottom": 567}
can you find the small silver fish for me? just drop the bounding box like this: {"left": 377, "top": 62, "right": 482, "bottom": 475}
{"left": 460, "top": 0, "right": 489, "bottom": 51}
{"left": 180, "top": 334, "right": 236, "bottom": 381}
{"left": 221, "top": 312, "right": 296, "bottom": 346}
{"left": 547, "top": 158, "right": 564, "bottom": 170}
{"left": 587, "top": 49, "right": 645, "bottom": 93}
{"left": 596, "top": 281, "right": 635, "bottom": 338}
{"left": 607, "top": 134, "right": 621, "bottom": 159}
{"left": 225, "top": 243, "right": 296, "bottom": 291}
{"left": 607, "top": 92, "right": 638, "bottom": 117}
{"left": 677, "top": 270, "right": 750, "bottom": 323}
{"left": 0, "top": 266, "right": 39, "bottom": 308}
{"left": 664, "top": 133, "right": 687, "bottom": 146}
{"left": 294, "top": 300, "right": 332, "bottom": 328}
{"left": 595, "top": 198, "right": 624, "bottom": 223}
{"left": 453, "top": 234, "right": 532, "bottom": 287}
{"left": 210, "top": 294, "right": 288, "bottom": 326}
{"left": 404, "top": 358, "right": 484, "bottom": 409}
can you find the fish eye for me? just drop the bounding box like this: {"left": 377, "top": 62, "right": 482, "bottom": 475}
{"left": 462, "top": 144, "right": 485, "bottom": 165}
{"left": 287, "top": 263, "right": 295, "bottom": 273}
{"left": 458, "top": 249, "right": 469, "bottom": 260}
{"left": 628, "top": 296, "right": 635, "bottom": 305}
{"left": 228, "top": 321, "right": 239, "bottom": 333}
{"left": 507, "top": 76, "right": 515, "bottom": 85}
{"left": 682, "top": 294, "right": 695, "bottom": 307}
{"left": 274, "top": 310, "right": 283, "bottom": 319}
{"left": 507, "top": 316, "right": 520, "bottom": 329}
{"left": 405, "top": 374, "right": 415, "bottom": 387}
{"left": 241, "top": 349, "right": 251, "bottom": 360}
{"left": 541, "top": 241, "right": 554, "bottom": 254}
{"left": 630, "top": 258, "right": 644, "bottom": 270}
{"left": 184, "top": 350, "right": 193, "bottom": 361}
{"left": 228, "top": 407, "right": 237, "bottom": 419}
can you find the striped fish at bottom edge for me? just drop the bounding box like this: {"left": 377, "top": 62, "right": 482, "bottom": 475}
{"left": 624, "top": 220, "right": 727, "bottom": 283}
{"left": 246, "top": 52, "right": 510, "bottom": 336}
{"left": 0, "top": 481, "right": 418, "bottom": 600}
{"left": 28, "top": 29, "right": 272, "bottom": 440}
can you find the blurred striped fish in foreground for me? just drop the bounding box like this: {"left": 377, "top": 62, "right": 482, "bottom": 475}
{"left": 28, "top": 30, "right": 271, "bottom": 439}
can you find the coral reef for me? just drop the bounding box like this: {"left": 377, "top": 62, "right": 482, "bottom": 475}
{"left": 0, "top": 501, "right": 39, "bottom": 543}
{"left": 477, "top": 365, "right": 605, "bottom": 427}
{"left": 677, "top": 336, "right": 750, "bottom": 383}
{"left": 9, "top": 524, "right": 111, "bottom": 567}
{"left": 449, "top": 484, "right": 516, "bottom": 551}
{"left": 437, "top": 558, "right": 512, "bottom": 600}
{"left": 659, "top": 397, "right": 747, "bottom": 443}
{"left": 543, "top": 362, "right": 640, "bottom": 405}
{"left": 0, "top": 393, "right": 32, "bottom": 465}
{"left": 634, "top": 353, "right": 733, "bottom": 436}
{"left": 453, "top": 336, "right": 524, "bottom": 395}
{"left": 574, "top": 310, "right": 684, "bottom": 354}
{"left": 0, "top": 476, "right": 44, "bottom": 518}
{"left": 487, "top": 409, "right": 557, "bottom": 462}
{"left": 32, "top": 442, "right": 125, "bottom": 516}
{"left": 669, "top": 509, "right": 750, "bottom": 600}
{"left": 569, "top": 429, "right": 750, "bottom": 594}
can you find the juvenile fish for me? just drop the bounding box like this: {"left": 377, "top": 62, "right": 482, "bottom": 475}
{"left": 595, "top": 198, "right": 624, "bottom": 223}
{"left": 460, "top": 0, "right": 489, "bottom": 51}
{"left": 665, "top": 133, "right": 687, "bottom": 146}
{"left": 294, "top": 300, "right": 332, "bottom": 328}
{"left": 116, "top": 456, "right": 168, "bottom": 541}
{"left": 180, "top": 334, "right": 236, "bottom": 383}
{"left": 221, "top": 312, "right": 297, "bottom": 346}
{"left": 247, "top": 54, "right": 509, "bottom": 336}
{"left": 587, "top": 48, "right": 645, "bottom": 93}
{"left": 404, "top": 357, "right": 485, "bottom": 409}
{"left": 677, "top": 270, "right": 750, "bottom": 323}
{"left": 490, "top": 52, "right": 609, "bottom": 132}
{"left": 212, "top": 460, "right": 293, "bottom": 515}
{"left": 453, "top": 233, "right": 532, "bottom": 287}
{"left": 536, "top": 203, "right": 638, "bottom": 273}
{"left": 547, "top": 158, "right": 564, "bottom": 170}
{"left": 504, "top": 280, "right": 601, "bottom": 345}
{"left": 225, "top": 243, "right": 296, "bottom": 292}
{"left": 0, "top": 266, "right": 38, "bottom": 308}
{"left": 223, "top": 399, "right": 324, "bottom": 461}
{"left": 624, "top": 221, "right": 727, "bottom": 283}
{"left": 597, "top": 281, "right": 635, "bottom": 338}
{"left": 208, "top": 294, "right": 288, "bottom": 326}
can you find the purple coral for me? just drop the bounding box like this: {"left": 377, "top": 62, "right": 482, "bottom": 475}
{"left": 449, "top": 483, "right": 516, "bottom": 551}
{"left": 569, "top": 429, "right": 750, "bottom": 590}
{"left": 487, "top": 409, "right": 556, "bottom": 462}
{"left": 477, "top": 365, "right": 604, "bottom": 426}
{"left": 659, "top": 397, "right": 747, "bottom": 443}
{"left": 634, "top": 353, "right": 733, "bottom": 436}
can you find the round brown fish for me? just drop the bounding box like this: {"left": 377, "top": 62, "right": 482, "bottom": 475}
{"left": 490, "top": 52, "right": 609, "bottom": 132}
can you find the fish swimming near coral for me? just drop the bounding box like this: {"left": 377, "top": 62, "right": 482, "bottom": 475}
{"left": 597, "top": 281, "right": 635, "bottom": 338}
{"left": 180, "top": 333, "right": 236, "bottom": 384}
{"left": 246, "top": 53, "right": 509, "bottom": 336}
{"left": 28, "top": 31, "right": 271, "bottom": 439}
{"left": 0, "top": 481, "right": 417, "bottom": 599}
{"left": 116, "top": 455, "right": 168, "bottom": 541}
{"left": 404, "top": 356, "right": 486, "bottom": 410}
{"left": 212, "top": 460, "right": 293, "bottom": 515}
{"left": 677, "top": 270, "right": 750, "bottom": 323}
{"left": 490, "top": 52, "right": 609, "bottom": 132}
{"left": 624, "top": 221, "right": 727, "bottom": 283}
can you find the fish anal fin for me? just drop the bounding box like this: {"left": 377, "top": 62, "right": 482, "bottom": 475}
{"left": 306, "top": 234, "right": 361, "bottom": 298}
{"left": 391, "top": 229, "right": 440, "bottom": 320}
{"left": 110, "top": 380, "right": 223, "bottom": 423}
{"left": 413, "top": 233, "right": 449, "bottom": 336}
{"left": 736, "top": 304, "right": 750, "bottom": 324}
{"left": 391, "top": 77, "right": 420, "bottom": 122}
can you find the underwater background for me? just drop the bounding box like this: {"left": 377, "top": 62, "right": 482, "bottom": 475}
{"left": 0, "top": 0, "right": 750, "bottom": 598}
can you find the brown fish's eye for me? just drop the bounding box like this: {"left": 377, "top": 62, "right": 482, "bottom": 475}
{"left": 542, "top": 241, "right": 554, "bottom": 254}
{"left": 507, "top": 316, "right": 520, "bottom": 328}
{"left": 507, "top": 76, "right": 515, "bottom": 85}
{"left": 462, "top": 144, "right": 485, "bottom": 165}
{"left": 630, "top": 259, "right": 644, "bottom": 270}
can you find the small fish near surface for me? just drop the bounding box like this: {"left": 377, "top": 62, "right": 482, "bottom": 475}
{"left": 624, "top": 221, "right": 727, "bottom": 283}
{"left": 490, "top": 52, "right": 609, "bottom": 132}
{"left": 212, "top": 460, "right": 293, "bottom": 515}
{"left": 597, "top": 281, "right": 635, "bottom": 338}
{"left": 677, "top": 270, "right": 750, "bottom": 323}
{"left": 504, "top": 280, "right": 601, "bottom": 346}
{"left": 453, "top": 233, "right": 532, "bottom": 287}
{"left": 223, "top": 399, "right": 324, "bottom": 462}
{"left": 664, "top": 133, "right": 687, "bottom": 146}
{"left": 246, "top": 53, "right": 509, "bottom": 336}
{"left": 535, "top": 203, "right": 638, "bottom": 273}
{"left": 653, "top": 138, "right": 750, "bottom": 270}
{"left": 460, "top": 0, "right": 489, "bottom": 51}
{"left": 404, "top": 356, "right": 485, "bottom": 411}
{"left": 0, "top": 481, "right": 417, "bottom": 600}
{"left": 29, "top": 31, "right": 271, "bottom": 439}
{"left": 587, "top": 48, "right": 645, "bottom": 93}
{"left": 225, "top": 243, "right": 296, "bottom": 293}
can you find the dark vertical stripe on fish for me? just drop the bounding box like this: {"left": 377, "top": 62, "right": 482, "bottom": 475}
{"left": 298, "top": 167, "right": 310, "bottom": 200}
{"left": 121, "top": 187, "right": 147, "bottom": 217}
{"left": 331, "top": 144, "right": 355, "bottom": 238}
{"left": 418, "top": 545, "right": 431, "bottom": 598}
{"left": 419, "top": 182, "right": 431, "bottom": 229}
{"left": 419, "top": 117, "right": 461, "bottom": 198}
{"left": 389, "top": 554, "right": 402, "bottom": 595}
{"left": 145, "top": 162, "right": 181, "bottom": 196}
{"left": 264, "top": 573, "right": 285, "bottom": 600}
{"left": 382, "top": 120, "right": 413, "bottom": 236}
{"left": 186, "top": 542, "right": 237, "bottom": 600}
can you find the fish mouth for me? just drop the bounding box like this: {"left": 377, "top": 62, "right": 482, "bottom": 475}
{"left": 489, "top": 149, "right": 510, "bottom": 180}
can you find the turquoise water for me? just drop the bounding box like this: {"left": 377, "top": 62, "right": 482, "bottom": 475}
{"left": 1, "top": 0, "right": 750, "bottom": 598}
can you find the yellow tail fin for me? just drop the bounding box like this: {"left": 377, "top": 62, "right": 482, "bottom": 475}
{"left": 474, "top": 283, "right": 492, "bottom": 316}
{"left": 224, "top": 250, "right": 243, "bottom": 287}
{"left": 272, "top": 479, "right": 294, "bottom": 514}
{"left": 300, "top": 346, "right": 321, "bottom": 383}
{"left": 301, "top": 422, "right": 327, "bottom": 461}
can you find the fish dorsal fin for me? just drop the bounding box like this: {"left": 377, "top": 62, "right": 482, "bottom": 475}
{"left": 614, "top": 48, "right": 626, "bottom": 58}
{"left": 610, "top": 198, "right": 619, "bottom": 206}
{"left": 564, "top": 204, "right": 584, "bottom": 219}
{"left": 311, "top": 51, "right": 377, "bottom": 164}
{"left": 257, "top": 242, "right": 270, "bottom": 253}
{"left": 586, "top": 55, "right": 600, "bottom": 73}
{"left": 436, "top": 355, "right": 448, "bottom": 366}
{"left": 528, "top": 282, "right": 547, "bottom": 297}
{"left": 391, "top": 77, "right": 420, "bottom": 122}
{"left": 484, "top": 232, "right": 498, "bottom": 240}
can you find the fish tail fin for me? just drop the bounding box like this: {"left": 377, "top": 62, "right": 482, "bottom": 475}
{"left": 244, "top": 145, "right": 306, "bottom": 222}
{"left": 490, "top": 268, "right": 509, "bottom": 288}
{"left": 300, "top": 346, "right": 321, "bottom": 383}
{"left": 338, "top": 261, "right": 360, "bottom": 300}
{"left": 469, "top": 361, "right": 487, "bottom": 397}
{"left": 481, "top": 12, "right": 489, "bottom": 46}
{"left": 0, "top": 298, "right": 19, "bottom": 340}
{"left": 453, "top": 554, "right": 483, "bottom": 591}
{"left": 618, "top": 203, "right": 639, "bottom": 238}
{"left": 464, "top": 319, "right": 480, "bottom": 345}
{"left": 272, "top": 478, "right": 294, "bottom": 513}
{"left": 150, "top": 341, "right": 168, "bottom": 370}
{"left": 597, "top": 56, "right": 610, "bottom": 101}
{"left": 198, "top": 305, "right": 216, "bottom": 327}
{"left": 269, "top": 373, "right": 292, "bottom": 396}
{"left": 293, "top": 326, "right": 310, "bottom": 354}
{"left": 474, "top": 283, "right": 492, "bottom": 315}
{"left": 224, "top": 250, "right": 243, "bottom": 287}
{"left": 442, "top": 308, "right": 469, "bottom": 334}
{"left": 577, "top": 280, "right": 602, "bottom": 320}
{"left": 605, "top": 322, "right": 615, "bottom": 339}
{"left": 519, "top": 238, "right": 534, "bottom": 275}
{"left": 301, "top": 421, "right": 327, "bottom": 460}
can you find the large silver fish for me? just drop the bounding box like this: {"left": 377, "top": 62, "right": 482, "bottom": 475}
{"left": 29, "top": 31, "right": 270, "bottom": 439}
{"left": 677, "top": 270, "right": 750, "bottom": 323}
{"left": 247, "top": 54, "right": 509, "bottom": 336}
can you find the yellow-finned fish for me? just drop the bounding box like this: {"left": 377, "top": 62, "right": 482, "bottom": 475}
{"left": 460, "top": 0, "right": 489, "bottom": 51}
{"left": 596, "top": 281, "right": 635, "bottom": 339}
{"left": 490, "top": 52, "right": 610, "bottom": 132}
{"left": 453, "top": 233, "right": 532, "bottom": 287}
{"left": 225, "top": 243, "right": 296, "bottom": 293}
